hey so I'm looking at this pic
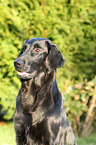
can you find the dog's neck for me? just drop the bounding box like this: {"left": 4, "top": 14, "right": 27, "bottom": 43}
{"left": 21, "top": 70, "right": 55, "bottom": 91}
{"left": 21, "top": 70, "right": 56, "bottom": 109}
{"left": 20, "top": 70, "right": 62, "bottom": 125}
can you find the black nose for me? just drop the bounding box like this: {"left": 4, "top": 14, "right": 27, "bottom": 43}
{"left": 14, "top": 59, "right": 23, "bottom": 68}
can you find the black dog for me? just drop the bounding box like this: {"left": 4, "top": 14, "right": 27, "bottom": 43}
{"left": 14, "top": 38, "right": 77, "bottom": 145}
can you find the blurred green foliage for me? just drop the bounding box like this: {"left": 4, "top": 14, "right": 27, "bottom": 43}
{"left": 0, "top": 0, "right": 96, "bottom": 134}
{"left": 63, "top": 78, "right": 96, "bottom": 135}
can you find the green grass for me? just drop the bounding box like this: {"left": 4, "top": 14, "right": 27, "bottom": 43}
{"left": 0, "top": 123, "right": 15, "bottom": 145}
{"left": 76, "top": 134, "right": 96, "bottom": 145}
{"left": 0, "top": 123, "right": 96, "bottom": 145}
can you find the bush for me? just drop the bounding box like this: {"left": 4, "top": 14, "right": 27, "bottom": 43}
{"left": 63, "top": 77, "right": 96, "bottom": 136}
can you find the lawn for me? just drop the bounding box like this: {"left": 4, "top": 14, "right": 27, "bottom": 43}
{"left": 0, "top": 123, "right": 96, "bottom": 145}
{"left": 0, "top": 123, "right": 15, "bottom": 145}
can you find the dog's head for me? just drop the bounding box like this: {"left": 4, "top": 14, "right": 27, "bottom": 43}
{"left": 14, "top": 38, "right": 65, "bottom": 80}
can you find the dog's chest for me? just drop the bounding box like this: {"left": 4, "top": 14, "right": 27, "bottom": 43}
{"left": 25, "top": 119, "right": 51, "bottom": 144}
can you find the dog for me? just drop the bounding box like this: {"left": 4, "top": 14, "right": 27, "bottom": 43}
{"left": 14, "top": 38, "right": 77, "bottom": 145}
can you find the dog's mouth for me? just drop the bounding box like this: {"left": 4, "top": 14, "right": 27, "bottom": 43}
{"left": 17, "top": 70, "right": 37, "bottom": 80}
{"left": 17, "top": 71, "right": 29, "bottom": 77}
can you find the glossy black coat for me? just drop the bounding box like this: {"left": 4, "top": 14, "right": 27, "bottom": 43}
{"left": 14, "top": 38, "right": 77, "bottom": 145}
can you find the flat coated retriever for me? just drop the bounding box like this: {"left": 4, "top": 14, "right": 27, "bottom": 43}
{"left": 14, "top": 38, "right": 77, "bottom": 145}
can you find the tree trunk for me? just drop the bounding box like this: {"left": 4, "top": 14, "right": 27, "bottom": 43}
{"left": 81, "top": 85, "right": 96, "bottom": 137}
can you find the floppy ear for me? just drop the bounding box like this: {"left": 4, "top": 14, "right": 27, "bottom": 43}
{"left": 45, "top": 40, "right": 65, "bottom": 72}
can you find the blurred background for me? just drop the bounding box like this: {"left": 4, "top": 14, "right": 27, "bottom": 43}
{"left": 0, "top": 0, "right": 96, "bottom": 145}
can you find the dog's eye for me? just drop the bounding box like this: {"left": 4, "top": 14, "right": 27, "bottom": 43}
{"left": 35, "top": 48, "right": 40, "bottom": 52}
{"left": 34, "top": 44, "right": 41, "bottom": 53}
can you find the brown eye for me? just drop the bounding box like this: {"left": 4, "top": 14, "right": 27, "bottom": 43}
{"left": 35, "top": 48, "right": 40, "bottom": 52}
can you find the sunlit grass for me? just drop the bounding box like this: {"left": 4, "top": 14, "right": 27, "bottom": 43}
{"left": 0, "top": 123, "right": 15, "bottom": 145}
{"left": 0, "top": 122, "right": 96, "bottom": 145}
{"left": 76, "top": 134, "right": 96, "bottom": 145}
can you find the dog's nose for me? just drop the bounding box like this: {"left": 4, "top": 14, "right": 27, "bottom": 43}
{"left": 14, "top": 59, "right": 23, "bottom": 67}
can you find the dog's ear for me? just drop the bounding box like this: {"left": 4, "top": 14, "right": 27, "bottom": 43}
{"left": 45, "top": 40, "right": 65, "bottom": 72}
